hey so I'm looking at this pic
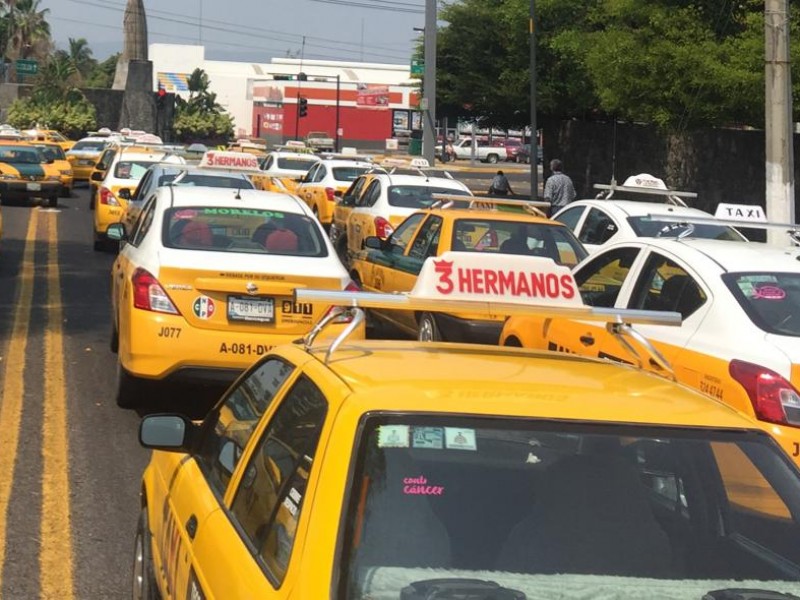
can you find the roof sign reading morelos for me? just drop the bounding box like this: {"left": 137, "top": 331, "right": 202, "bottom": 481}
{"left": 411, "top": 252, "right": 583, "bottom": 307}
{"left": 200, "top": 151, "right": 260, "bottom": 171}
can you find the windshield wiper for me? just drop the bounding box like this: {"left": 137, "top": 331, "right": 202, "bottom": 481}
{"left": 703, "top": 589, "right": 800, "bottom": 600}
{"left": 402, "top": 578, "right": 526, "bottom": 599}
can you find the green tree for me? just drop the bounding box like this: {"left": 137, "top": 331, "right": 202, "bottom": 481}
{"left": 67, "top": 37, "right": 94, "bottom": 79}
{"left": 173, "top": 68, "right": 234, "bottom": 143}
{"left": 6, "top": 0, "right": 51, "bottom": 60}
{"left": 84, "top": 52, "right": 119, "bottom": 89}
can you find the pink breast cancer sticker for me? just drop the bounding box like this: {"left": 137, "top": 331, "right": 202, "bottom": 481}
{"left": 403, "top": 476, "right": 444, "bottom": 496}
{"left": 753, "top": 284, "right": 786, "bottom": 300}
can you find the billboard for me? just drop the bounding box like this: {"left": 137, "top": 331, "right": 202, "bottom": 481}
{"left": 356, "top": 84, "right": 390, "bottom": 110}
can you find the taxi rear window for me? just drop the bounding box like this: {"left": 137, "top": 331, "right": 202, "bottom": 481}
{"left": 37, "top": 145, "right": 66, "bottom": 161}
{"left": 114, "top": 160, "right": 157, "bottom": 180}
{"left": 70, "top": 141, "right": 106, "bottom": 152}
{"left": 277, "top": 157, "right": 317, "bottom": 171}
{"left": 387, "top": 185, "right": 471, "bottom": 209}
{"left": 171, "top": 173, "right": 254, "bottom": 190}
{"left": 340, "top": 416, "right": 800, "bottom": 598}
{"left": 452, "top": 219, "right": 587, "bottom": 266}
{"left": 332, "top": 167, "right": 369, "bottom": 182}
{"left": 724, "top": 272, "right": 800, "bottom": 337}
{"left": 163, "top": 206, "right": 328, "bottom": 257}
{"left": 0, "top": 146, "right": 43, "bottom": 164}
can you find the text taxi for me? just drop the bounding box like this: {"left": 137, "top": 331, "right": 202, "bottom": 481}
{"left": 134, "top": 253, "right": 800, "bottom": 600}
{"left": 108, "top": 185, "right": 363, "bottom": 408}
{"left": 500, "top": 235, "right": 800, "bottom": 465}
{"left": 350, "top": 198, "right": 586, "bottom": 342}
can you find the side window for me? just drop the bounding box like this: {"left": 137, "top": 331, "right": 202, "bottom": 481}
{"left": 128, "top": 196, "right": 157, "bottom": 245}
{"left": 303, "top": 165, "right": 318, "bottom": 184}
{"left": 343, "top": 177, "right": 366, "bottom": 204}
{"left": 357, "top": 181, "right": 380, "bottom": 208}
{"left": 97, "top": 149, "right": 114, "bottom": 170}
{"left": 547, "top": 227, "right": 587, "bottom": 267}
{"left": 263, "top": 156, "right": 274, "bottom": 170}
{"left": 133, "top": 170, "right": 151, "bottom": 201}
{"left": 388, "top": 213, "right": 426, "bottom": 254}
{"left": 408, "top": 216, "right": 443, "bottom": 260}
{"left": 313, "top": 165, "right": 326, "bottom": 183}
{"left": 574, "top": 246, "right": 640, "bottom": 308}
{"left": 229, "top": 376, "right": 328, "bottom": 583}
{"left": 196, "top": 358, "right": 295, "bottom": 497}
{"left": 554, "top": 205, "right": 585, "bottom": 233}
{"left": 580, "top": 208, "right": 618, "bottom": 245}
{"left": 630, "top": 253, "right": 707, "bottom": 319}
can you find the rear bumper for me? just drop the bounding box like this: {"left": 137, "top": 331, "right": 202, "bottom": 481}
{"left": 434, "top": 313, "right": 503, "bottom": 345}
{"left": 70, "top": 163, "right": 96, "bottom": 181}
{"left": 94, "top": 203, "right": 125, "bottom": 236}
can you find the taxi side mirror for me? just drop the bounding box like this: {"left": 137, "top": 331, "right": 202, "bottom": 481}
{"left": 341, "top": 195, "right": 355, "bottom": 207}
{"left": 106, "top": 223, "right": 128, "bottom": 242}
{"left": 334, "top": 190, "right": 343, "bottom": 199}
{"left": 139, "top": 415, "right": 196, "bottom": 452}
{"left": 364, "top": 236, "right": 384, "bottom": 250}
{"left": 118, "top": 188, "right": 131, "bottom": 200}
{"left": 90, "top": 171, "right": 104, "bottom": 182}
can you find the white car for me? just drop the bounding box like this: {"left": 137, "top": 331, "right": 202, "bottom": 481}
{"left": 552, "top": 174, "right": 746, "bottom": 253}
{"left": 295, "top": 157, "right": 373, "bottom": 227}
{"left": 107, "top": 186, "right": 363, "bottom": 405}
{"left": 332, "top": 172, "right": 473, "bottom": 263}
{"left": 501, "top": 236, "right": 800, "bottom": 463}
{"left": 255, "top": 150, "right": 319, "bottom": 194}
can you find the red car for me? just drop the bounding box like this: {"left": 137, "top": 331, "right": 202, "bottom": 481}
{"left": 492, "top": 138, "right": 523, "bottom": 161}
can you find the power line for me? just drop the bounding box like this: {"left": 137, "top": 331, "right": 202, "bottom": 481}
{"left": 306, "top": 0, "right": 423, "bottom": 13}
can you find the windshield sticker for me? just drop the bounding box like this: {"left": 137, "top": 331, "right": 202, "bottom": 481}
{"left": 753, "top": 284, "right": 787, "bottom": 300}
{"left": 192, "top": 296, "right": 216, "bottom": 319}
{"left": 201, "top": 207, "right": 284, "bottom": 218}
{"left": 281, "top": 495, "right": 299, "bottom": 517}
{"left": 445, "top": 427, "right": 477, "bottom": 451}
{"left": 173, "top": 209, "right": 198, "bottom": 220}
{"left": 377, "top": 425, "right": 409, "bottom": 448}
{"left": 403, "top": 476, "right": 445, "bottom": 496}
{"left": 412, "top": 427, "right": 444, "bottom": 449}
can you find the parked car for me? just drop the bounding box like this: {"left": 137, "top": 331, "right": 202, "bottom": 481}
{"left": 515, "top": 144, "right": 543, "bottom": 165}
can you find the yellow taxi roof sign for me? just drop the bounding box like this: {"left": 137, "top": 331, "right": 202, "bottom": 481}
{"left": 199, "top": 150, "right": 261, "bottom": 171}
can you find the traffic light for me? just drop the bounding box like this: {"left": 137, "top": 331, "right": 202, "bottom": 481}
{"left": 298, "top": 96, "right": 308, "bottom": 118}
{"left": 297, "top": 72, "right": 307, "bottom": 81}
{"left": 156, "top": 87, "right": 166, "bottom": 108}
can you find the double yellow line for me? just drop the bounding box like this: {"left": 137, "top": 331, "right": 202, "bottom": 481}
{"left": 0, "top": 209, "right": 74, "bottom": 598}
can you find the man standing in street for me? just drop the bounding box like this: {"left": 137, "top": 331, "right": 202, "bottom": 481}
{"left": 544, "top": 158, "right": 576, "bottom": 215}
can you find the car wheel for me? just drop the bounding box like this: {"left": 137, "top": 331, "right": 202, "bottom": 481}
{"left": 487, "top": 154, "right": 499, "bottom": 164}
{"left": 504, "top": 336, "right": 523, "bottom": 347}
{"left": 60, "top": 187, "right": 71, "bottom": 198}
{"left": 418, "top": 312, "right": 441, "bottom": 342}
{"left": 89, "top": 188, "right": 96, "bottom": 210}
{"left": 116, "top": 360, "right": 142, "bottom": 409}
{"left": 110, "top": 321, "right": 119, "bottom": 354}
{"left": 48, "top": 196, "right": 58, "bottom": 208}
{"left": 132, "top": 508, "right": 160, "bottom": 600}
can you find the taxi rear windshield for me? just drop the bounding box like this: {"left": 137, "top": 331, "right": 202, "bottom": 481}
{"left": 37, "top": 145, "right": 66, "bottom": 161}
{"left": 724, "top": 272, "right": 800, "bottom": 337}
{"left": 340, "top": 416, "right": 800, "bottom": 599}
{"left": 160, "top": 172, "right": 254, "bottom": 190}
{"left": 332, "top": 167, "right": 369, "bottom": 182}
{"left": 162, "top": 206, "right": 328, "bottom": 257}
{"left": 452, "top": 219, "right": 587, "bottom": 266}
{"left": 0, "top": 146, "right": 43, "bottom": 164}
{"left": 70, "top": 141, "right": 106, "bottom": 152}
{"left": 277, "top": 157, "right": 317, "bottom": 171}
{"left": 627, "top": 216, "right": 744, "bottom": 241}
{"left": 388, "top": 185, "right": 471, "bottom": 209}
{"left": 114, "top": 160, "right": 158, "bottom": 180}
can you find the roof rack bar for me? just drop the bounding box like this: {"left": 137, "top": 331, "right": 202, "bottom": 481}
{"left": 147, "top": 162, "right": 265, "bottom": 178}
{"left": 293, "top": 289, "right": 681, "bottom": 326}
{"left": 645, "top": 213, "right": 798, "bottom": 231}
{"left": 593, "top": 183, "right": 697, "bottom": 199}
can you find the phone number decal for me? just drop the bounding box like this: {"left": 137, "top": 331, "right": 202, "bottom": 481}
{"left": 219, "top": 342, "right": 274, "bottom": 355}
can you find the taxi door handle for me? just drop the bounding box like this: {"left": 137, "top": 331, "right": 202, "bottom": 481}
{"left": 186, "top": 515, "right": 198, "bottom": 540}
{"left": 579, "top": 335, "right": 595, "bottom": 347}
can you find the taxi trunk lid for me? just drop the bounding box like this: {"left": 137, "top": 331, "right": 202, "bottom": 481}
{"left": 157, "top": 252, "right": 346, "bottom": 333}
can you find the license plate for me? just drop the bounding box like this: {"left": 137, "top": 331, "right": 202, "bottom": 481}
{"left": 227, "top": 296, "right": 274, "bottom": 323}
{"left": 26, "top": 182, "right": 41, "bottom": 191}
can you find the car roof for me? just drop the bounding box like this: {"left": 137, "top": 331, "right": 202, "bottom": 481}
{"left": 425, "top": 208, "right": 555, "bottom": 224}
{"left": 305, "top": 341, "right": 757, "bottom": 429}
{"left": 269, "top": 151, "right": 317, "bottom": 159}
{"left": 313, "top": 159, "right": 373, "bottom": 168}
{"left": 159, "top": 187, "right": 309, "bottom": 214}
{"left": 571, "top": 200, "right": 713, "bottom": 218}
{"left": 643, "top": 238, "right": 800, "bottom": 273}
{"left": 369, "top": 173, "right": 467, "bottom": 187}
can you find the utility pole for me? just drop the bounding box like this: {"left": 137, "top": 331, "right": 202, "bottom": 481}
{"left": 422, "top": 0, "right": 437, "bottom": 166}
{"left": 765, "top": 0, "right": 794, "bottom": 244}
{"left": 529, "top": 0, "right": 538, "bottom": 201}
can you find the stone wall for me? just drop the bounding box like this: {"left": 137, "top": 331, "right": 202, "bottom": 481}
{"left": 81, "top": 89, "right": 125, "bottom": 130}
{"left": 541, "top": 118, "right": 800, "bottom": 217}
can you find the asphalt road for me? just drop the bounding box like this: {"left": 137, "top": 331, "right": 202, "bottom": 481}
{"left": 0, "top": 169, "right": 518, "bottom": 598}
{"left": 0, "top": 185, "right": 225, "bottom": 599}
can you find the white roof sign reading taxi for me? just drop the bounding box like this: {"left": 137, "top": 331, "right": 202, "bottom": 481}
{"left": 200, "top": 150, "right": 261, "bottom": 171}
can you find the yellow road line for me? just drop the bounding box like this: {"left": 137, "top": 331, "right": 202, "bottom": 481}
{"left": 0, "top": 209, "right": 38, "bottom": 588}
{"left": 40, "top": 210, "right": 74, "bottom": 599}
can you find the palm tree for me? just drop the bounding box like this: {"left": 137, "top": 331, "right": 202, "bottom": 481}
{"left": 68, "top": 37, "right": 93, "bottom": 78}
{"left": 7, "top": 0, "right": 51, "bottom": 60}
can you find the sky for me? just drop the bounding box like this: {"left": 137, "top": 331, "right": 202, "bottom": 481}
{"left": 41, "top": 0, "right": 424, "bottom": 65}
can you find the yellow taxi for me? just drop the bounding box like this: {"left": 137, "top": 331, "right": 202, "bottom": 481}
{"left": 92, "top": 147, "right": 184, "bottom": 250}
{"left": 0, "top": 143, "right": 62, "bottom": 207}
{"left": 134, "top": 254, "right": 800, "bottom": 600}
{"left": 23, "top": 128, "right": 74, "bottom": 152}
{"left": 252, "top": 151, "right": 318, "bottom": 194}
{"left": 65, "top": 135, "right": 111, "bottom": 183}
{"left": 295, "top": 157, "right": 373, "bottom": 228}
{"left": 107, "top": 185, "right": 363, "bottom": 408}
{"left": 350, "top": 198, "right": 586, "bottom": 342}
{"left": 33, "top": 141, "right": 73, "bottom": 197}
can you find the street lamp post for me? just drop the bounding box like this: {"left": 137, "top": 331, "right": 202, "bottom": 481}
{"left": 422, "top": 0, "right": 437, "bottom": 166}
{"left": 529, "top": 0, "right": 538, "bottom": 201}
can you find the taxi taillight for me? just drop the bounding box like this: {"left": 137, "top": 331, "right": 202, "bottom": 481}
{"left": 99, "top": 187, "right": 119, "bottom": 206}
{"left": 325, "top": 280, "right": 361, "bottom": 324}
{"left": 325, "top": 187, "right": 336, "bottom": 201}
{"left": 374, "top": 217, "right": 394, "bottom": 239}
{"left": 132, "top": 268, "right": 180, "bottom": 315}
{"left": 729, "top": 359, "right": 800, "bottom": 426}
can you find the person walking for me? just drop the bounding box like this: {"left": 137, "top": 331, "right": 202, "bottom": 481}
{"left": 488, "top": 170, "right": 514, "bottom": 196}
{"left": 544, "top": 159, "right": 576, "bottom": 215}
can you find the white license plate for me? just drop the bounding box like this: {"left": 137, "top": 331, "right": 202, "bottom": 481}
{"left": 227, "top": 296, "right": 274, "bottom": 323}
{"left": 26, "top": 182, "right": 41, "bottom": 191}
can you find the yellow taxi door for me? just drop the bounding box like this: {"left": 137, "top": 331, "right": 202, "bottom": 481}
{"left": 173, "top": 359, "right": 341, "bottom": 599}
{"left": 347, "top": 179, "right": 382, "bottom": 254}
{"left": 544, "top": 245, "right": 644, "bottom": 358}
{"left": 295, "top": 164, "right": 319, "bottom": 213}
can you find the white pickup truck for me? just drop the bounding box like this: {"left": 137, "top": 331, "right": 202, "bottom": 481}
{"left": 449, "top": 139, "right": 507, "bottom": 163}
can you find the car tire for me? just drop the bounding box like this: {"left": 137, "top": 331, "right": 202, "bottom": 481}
{"left": 503, "top": 336, "right": 523, "bottom": 347}
{"left": 110, "top": 321, "right": 119, "bottom": 354}
{"left": 60, "top": 187, "right": 71, "bottom": 198}
{"left": 116, "top": 360, "right": 143, "bottom": 409}
{"left": 132, "top": 508, "right": 160, "bottom": 600}
{"left": 418, "top": 312, "right": 442, "bottom": 342}
{"left": 486, "top": 154, "right": 499, "bottom": 164}
{"left": 93, "top": 238, "right": 104, "bottom": 252}
{"left": 48, "top": 196, "right": 58, "bottom": 208}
